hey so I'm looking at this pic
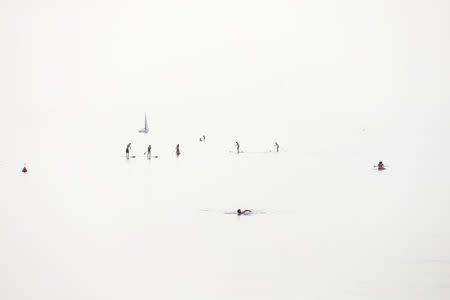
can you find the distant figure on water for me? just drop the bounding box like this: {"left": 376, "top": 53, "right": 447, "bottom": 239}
{"left": 235, "top": 141, "right": 240, "bottom": 154}
{"left": 199, "top": 135, "right": 206, "bottom": 142}
{"left": 146, "top": 145, "right": 152, "bottom": 159}
{"left": 176, "top": 144, "right": 181, "bottom": 157}
{"left": 274, "top": 142, "right": 279, "bottom": 152}
{"left": 377, "top": 161, "right": 385, "bottom": 170}
{"left": 22, "top": 164, "right": 27, "bottom": 173}
{"left": 237, "top": 209, "right": 251, "bottom": 215}
{"left": 126, "top": 143, "right": 131, "bottom": 159}
{"left": 202, "top": 135, "right": 206, "bottom": 141}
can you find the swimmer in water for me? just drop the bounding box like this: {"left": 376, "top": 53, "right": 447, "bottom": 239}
{"left": 237, "top": 209, "right": 251, "bottom": 215}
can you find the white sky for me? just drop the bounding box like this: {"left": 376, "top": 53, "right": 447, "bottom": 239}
{"left": 2, "top": 0, "right": 449, "bottom": 147}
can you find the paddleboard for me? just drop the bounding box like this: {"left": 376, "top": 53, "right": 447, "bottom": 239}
{"left": 122, "top": 155, "right": 158, "bottom": 158}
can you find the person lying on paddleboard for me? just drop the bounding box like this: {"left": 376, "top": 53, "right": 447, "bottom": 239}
{"left": 237, "top": 209, "right": 251, "bottom": 215}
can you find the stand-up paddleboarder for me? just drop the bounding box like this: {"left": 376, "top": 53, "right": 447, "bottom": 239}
{"left": 145, "top": 145, "right": 152, "bottom": 159}
{"left": 176, "top": 144, "right": 181, "bottom": 157}
{"left": 126, "top": 143, "right": 131, "bottom": 159}
{"left": 275, "top": 142, "right": 279, "bottom": 152}
{"left": 235, "top": 141, "right": 240, "bottom": 154}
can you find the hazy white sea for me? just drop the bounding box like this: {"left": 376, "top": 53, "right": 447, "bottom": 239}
{"left": 1, "top": 115, "right": 449, "bottom": 300}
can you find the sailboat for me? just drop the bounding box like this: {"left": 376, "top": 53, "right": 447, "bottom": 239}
{"left": 138, "top": 113, "right": 149, "bottom": 133}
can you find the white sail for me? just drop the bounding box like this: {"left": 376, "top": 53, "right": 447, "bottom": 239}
{"left": 139, "top": 113, "right": 149, "bottom": 133}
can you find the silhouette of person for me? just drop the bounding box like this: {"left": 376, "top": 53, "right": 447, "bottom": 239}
{"left": 237, "top": 209, "right": 251, "bottom": 215}
{"left": 126, "top": 143, "right": 131, "bottom": 159}
{"left": 146, "top": 145, "right": 152, "bottom": 159}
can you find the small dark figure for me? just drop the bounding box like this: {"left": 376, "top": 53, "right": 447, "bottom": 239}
{"left": 275, "top": 142, "right": 279, "bottom": 152}
{"left": 146, "top": 145, "right": 152, "bottom": 159}
{"left": 235, "top": 141, "right": 240, "bottom": 154}
{"left": 176, "top": 144, "right": 181, "bottom": 157}
{"left": 377, "top": 161, "right": 384, "bottom": 170}
{"left": 22, "top": 165, "right": 27, "bottom": 173}
{"left": 202, "top": 135, "right": 206, "bottom": 141}
{"left": 126, "top": 143, "right": 131, "bottom": 159}
{"left": 237, "top": 209, "right": 252, "bottom": 215}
